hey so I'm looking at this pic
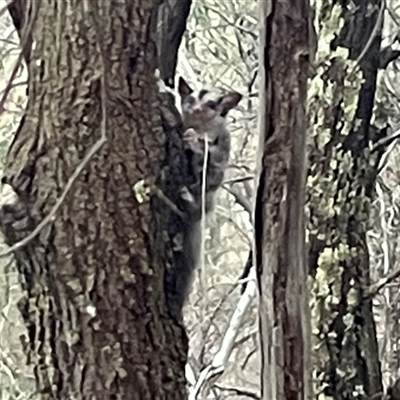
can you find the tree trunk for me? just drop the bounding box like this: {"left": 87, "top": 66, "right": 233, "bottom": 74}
{"left": 308, "top": 0, "right": 385, "bottom": 398}
{"left": 255, "top": 1, "right": 311, "bottom": 399}
{"left": 0, "top": 1, "right": 191, "bottom": 399}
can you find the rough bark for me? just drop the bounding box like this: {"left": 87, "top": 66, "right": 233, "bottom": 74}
{"left": 308, "top": 0, "right": 385, "bottom": 398}
{"left": 255, "top": 1, "right": 311, "bottom": 400}
{"left": 0, "top": 1, "right": 191, "bottom": 399}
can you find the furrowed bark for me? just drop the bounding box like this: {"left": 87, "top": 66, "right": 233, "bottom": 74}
{"left": 255, "top": 1, "right": 311, "bottom": 399}
{"left": 0, "top": 1, "right": 191, "bottom": 398}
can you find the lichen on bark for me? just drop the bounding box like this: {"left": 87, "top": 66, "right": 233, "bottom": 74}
{"left": 308, "top": 1, "right": 385, "bottom": 398}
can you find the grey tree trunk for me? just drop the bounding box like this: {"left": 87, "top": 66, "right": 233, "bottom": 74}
{"left": 255, "top": 1, "right": 311, "bottom": 399}
{"left": 0, "top": 1, "right": 191, "bottom": 399}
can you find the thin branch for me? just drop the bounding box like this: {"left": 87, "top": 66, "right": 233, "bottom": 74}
{"left": 350, "top": 0, "right": 385, "bottom": 74}
{"left": 197, "top": 277, "right": 239, "bottom": 364}
{"left": 368, "top": 266, "right": 400, "bottom": 297}
{"left": 152, "top": 187, "right": 185, "bottom": 219}
{"left": 223, "top": 175, "right": 254, "bottom": 185}
{"left": 189, "top": 267, "right": 257, "bottom": 399}
{"left": 223, "top": 184, "right": 252, "bottom": 216}
{"left": 179, "top": 52, "right": 201, "bottom": 90}
{"left": 203, "top": 4, "right": 257, "bottom": 39}
{"left": 231, "top": 327, "right": 258, "bottom": 350}
{"left": 213, "top": 383, "right": 260, "bottom": 399}
{"left": 371, "top": 128, "right": 400, "bottom": 154}
{"left": 0, "top": 0, "right": 36, "bottom": 115}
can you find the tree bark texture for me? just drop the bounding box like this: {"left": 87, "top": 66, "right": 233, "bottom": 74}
{"left": 0, "top": 1, "right": 192, "bottom": 399}
{"left": 255, "top": 1, "right": 311, "bottom": 400}
{"left": 308, "top": 0, "right": 385, "bottom": 398}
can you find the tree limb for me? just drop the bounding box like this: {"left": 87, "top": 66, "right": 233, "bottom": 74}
{"left": 155, "top": 0, "right": 192, "bottom": 87}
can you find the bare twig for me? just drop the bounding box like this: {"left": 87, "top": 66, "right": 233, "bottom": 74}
{"left": 223, "top": 184, "right": 252, "bottom": 216}
{"left": 189, "top": 267, "right": 257, "bottom": 399}
{"left": 369, "top": 266, "right": 400, "bottom": 297}
{"left": 152, "top": 187, "right": 185, "bottom": 219}
{"left": 213, "top": 383, "right": 260, "bottom": 399}
{"left": 197, "top": 279, "right": 238, "bottom": 364}
{"left": 0, "top": 0, "right": 36, "bottom": 115}
{"left": 371, "top": 128, "right": 400, "bottom": 154}
{"left": 223, "top": 175, "right": 254, "bottom": 185}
